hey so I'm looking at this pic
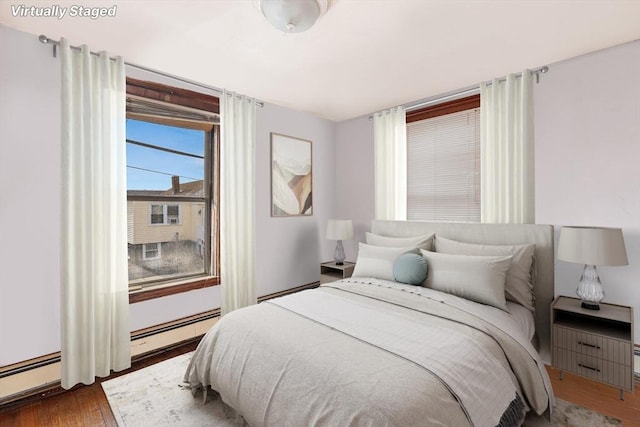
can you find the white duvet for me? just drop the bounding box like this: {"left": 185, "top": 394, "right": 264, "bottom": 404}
{"left": 184, "top": 279, "right": 554, "bottom": 427}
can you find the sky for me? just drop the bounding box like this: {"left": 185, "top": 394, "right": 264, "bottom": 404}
{"left": 126, "top": 119, "right": 204, "bottom": 191}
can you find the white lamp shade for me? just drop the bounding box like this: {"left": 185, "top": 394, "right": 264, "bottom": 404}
{"left": 557, "top": 226, "right": 629, "bottom": 266}
{"left": 326, "top": 219, "right": 353, "bottom": 241}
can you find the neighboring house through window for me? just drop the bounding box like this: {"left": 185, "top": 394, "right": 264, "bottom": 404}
{"left": 406, "top": 95, "right": 481, "bottom": 222}
{"left": 126, "top": 78, "right": 219, "bottom": 290}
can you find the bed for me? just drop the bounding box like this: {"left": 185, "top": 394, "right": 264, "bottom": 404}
{"left": 185, "top": 221, "right": 556, "bottom": 426}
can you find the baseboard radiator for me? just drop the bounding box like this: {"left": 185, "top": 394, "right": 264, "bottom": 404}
{"left": 0, "top": 310, "right": 218, "bottom": 405}
{"left": 0, "top": 281, "right": 319, "bottom": 405}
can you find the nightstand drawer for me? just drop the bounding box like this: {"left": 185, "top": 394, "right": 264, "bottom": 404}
{"left": 553, "top": 325, "right": 632, "bottom": 366}
{"left": 552, "top": 347, "right": 633, "bottom": 390}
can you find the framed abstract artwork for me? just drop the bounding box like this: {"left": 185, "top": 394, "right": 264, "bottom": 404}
{"left": 271, "top": 133, "right": 313, "bottom": 216}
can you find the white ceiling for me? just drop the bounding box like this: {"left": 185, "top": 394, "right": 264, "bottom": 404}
{"left": 1, "top": 0, "right": 639, "bottom": 121}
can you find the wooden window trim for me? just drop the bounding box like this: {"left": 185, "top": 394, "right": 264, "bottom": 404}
{"left": 126, "top": 77, "right": 219, "bottom": 114}
{"left": 406, "top": 94, "right": 480, "bottom": 123}
{"left": 129, "top": 276, "right": 220, "bottom": 304}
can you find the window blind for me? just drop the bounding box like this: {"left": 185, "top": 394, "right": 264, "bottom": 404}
{"left": 407, "top": 107, "right": 480, "bottom": 222}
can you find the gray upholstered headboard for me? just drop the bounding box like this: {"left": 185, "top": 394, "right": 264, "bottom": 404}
{"left": 371, "top": 220, "right": 555, "bottom": 361}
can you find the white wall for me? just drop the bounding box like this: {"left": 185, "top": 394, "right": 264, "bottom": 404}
{"left": 535, "top": 40, "right": 640, "bottom": 343}
{"left": 334, "top": 115, "right": 374, "bottom": 262}
{"left": 256, "top": 104, "right": 337, "bottom": 294}
{"left": 0, "top": 24, "right": 62, "bottom": 366}
{"left": 0, "top": 24, "right": 336, "bottom": 366}
{"left": 334, "top": 40, "right": 640, "bottom": 344}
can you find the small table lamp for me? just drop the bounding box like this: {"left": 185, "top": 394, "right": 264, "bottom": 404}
{"left": 326, "top": 219, "right": 353, "bottom": 265}
{"left": 557, "top": 226, "right": 629, "bottom": 310}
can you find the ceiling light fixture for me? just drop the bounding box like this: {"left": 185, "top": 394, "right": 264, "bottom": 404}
{"left": 255, "top": 0, "right": 329, "bottom": 34}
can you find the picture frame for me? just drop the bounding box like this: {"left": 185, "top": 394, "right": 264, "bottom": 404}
{"left": 270, "top": 133, "right": 313, "bottom": 216}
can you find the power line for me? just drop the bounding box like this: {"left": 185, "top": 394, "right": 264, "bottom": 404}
{"left": 127, "top": 165, "right": 201, "bottom": 182}
{"left": 126, "top": 138, "right": 203, "bottom": 159}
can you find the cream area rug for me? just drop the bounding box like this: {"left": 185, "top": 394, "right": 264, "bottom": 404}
{"left": 102, "top": 352, "right": 622, "bottom": 427}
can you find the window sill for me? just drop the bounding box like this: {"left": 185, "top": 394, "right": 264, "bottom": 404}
{"left": 129, "top": 276, "right": 220, "bottom": 304}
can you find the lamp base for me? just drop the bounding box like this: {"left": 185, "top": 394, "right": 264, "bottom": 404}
{"left": 576, "top": 264, "right": 605, "bottom": 311}
{"left": 580, "top": 301, "right": 600, "bottom": 310}
{"left": 333, "top": 240, "right": 345, "bottom": 265}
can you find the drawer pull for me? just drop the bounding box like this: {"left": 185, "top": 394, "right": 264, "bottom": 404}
{"left": 578, "top": 363, "right": 600, "bottom": 372}
{"left": 577, "top": 341, "right": 600, "bottom": 349}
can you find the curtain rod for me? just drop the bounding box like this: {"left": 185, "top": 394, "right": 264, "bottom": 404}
{"left": 369, "top": 65, "right": 549, "bottom": 119}
{"left": 38, "top": 35, "right": 264, "bottom": 108}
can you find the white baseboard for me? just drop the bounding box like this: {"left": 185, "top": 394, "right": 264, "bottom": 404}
{"left": 0, "top": 316, "right": 217, "bottom": 403}
{"left": 130, "top": 317, "right": 216, "bottom": 357}
{"left": 0, "top": 362, "right": 61, "bottom": 402}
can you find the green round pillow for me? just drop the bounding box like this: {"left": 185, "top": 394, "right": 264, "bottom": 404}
{"left": 393, "top": 253, "right": 428, "bottom": 285}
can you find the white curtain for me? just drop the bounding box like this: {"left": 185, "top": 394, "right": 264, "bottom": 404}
{"left": 220, "top": 91, "right": 257, "bottom": 316}
{"left": 60, "top": 39, "right": 130, "bottom": 389}
{"left": 374, "top": 106, "right": 407, "bottom": 220}
{"left": 480, "top": 71, "right": 534, "bottom": 224}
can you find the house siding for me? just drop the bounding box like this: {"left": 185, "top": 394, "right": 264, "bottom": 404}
{"left": 127, "top": 201, "right": 204, "bottom": 245}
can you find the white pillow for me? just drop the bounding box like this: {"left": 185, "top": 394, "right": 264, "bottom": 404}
{"left": 420, "top": 250, "right": 512, "bottom": 311}
{"left": 434, "top": 236, "right": 536, "bottom": 312}
{"left": 352, "top": 243, "right": 418, "bottom": 281}
{"left": 365, "top": 232, "right": 434, "bottom": 251}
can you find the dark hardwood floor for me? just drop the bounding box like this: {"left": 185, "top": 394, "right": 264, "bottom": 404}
{"left": 1, "top": 344, "right": 638, "bottom": 426}
{"left": 0, "top": 341, "right": 198, "bottom": 427}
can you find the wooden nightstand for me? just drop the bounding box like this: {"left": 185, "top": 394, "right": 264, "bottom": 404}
{"left": 320, "top": 261, "right": 355, "bottom": 284}
{"left": 551, "top": 295, "right": 634, "bottom": 400}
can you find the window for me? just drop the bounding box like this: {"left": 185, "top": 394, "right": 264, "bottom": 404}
{"left": 406, "top": 95, "right": 480, "bottom": 222}
{"left": 126, "top": 78, "right": 219, "bottom": 290}
{"left": 150, "top": 204, "right": 164, "bottom": 224}
{"left": 143, "top": 243, "right": 161, "bottom": 260}
{"left": 150, "top": 204, "right": 181, "bottom": 225}
{"left": 167, "top": 205, "right": 179, "bottom": 224}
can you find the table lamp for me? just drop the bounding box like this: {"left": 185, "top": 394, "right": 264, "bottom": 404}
{"left": 326, "top": 219, "right": 353, "bottom": 265}
{"left": 557, "top": 226, "right": 628, "bottom": 310}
